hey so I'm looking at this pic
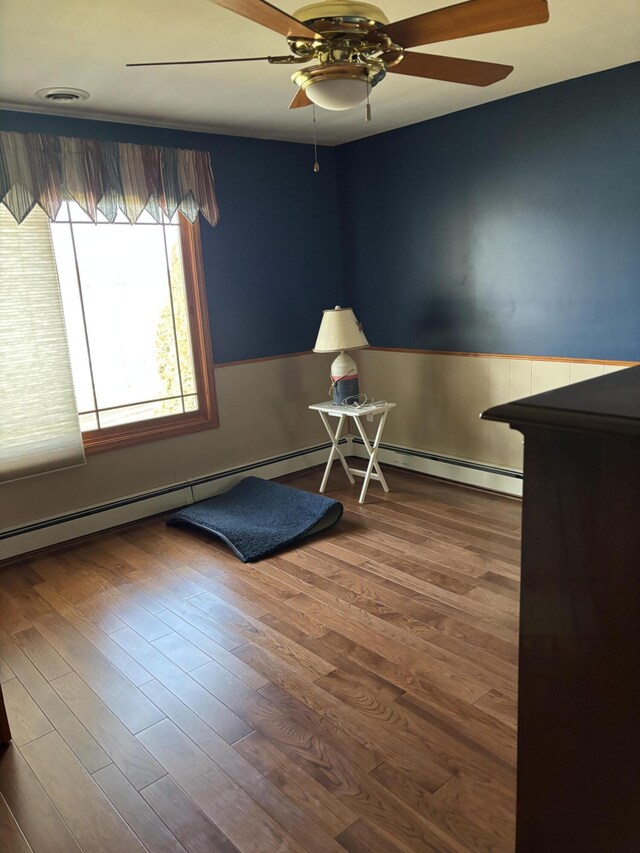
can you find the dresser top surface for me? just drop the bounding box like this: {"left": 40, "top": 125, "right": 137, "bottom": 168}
{"left": 482, "top": 365, "right": 640, "bottom": 437}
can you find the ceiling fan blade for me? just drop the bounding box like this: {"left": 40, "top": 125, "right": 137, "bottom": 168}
{"left": 390, "top": 51, "right": 513, "bottom": 86}
{"left": 126, "top": 56, "right": 272, "bottom": 67}
{"left": 289, "top": 88, "right": 312, "bottom": 109}
{"left": 207, "top": 0, "right": 319, "bottom": 39}
{"left": 385, "top": 0, "right": 549, "bottom": 49}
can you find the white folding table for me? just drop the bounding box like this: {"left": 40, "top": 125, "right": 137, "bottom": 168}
{"left": 309, "top": 401, "right": 396, "bottom": 504}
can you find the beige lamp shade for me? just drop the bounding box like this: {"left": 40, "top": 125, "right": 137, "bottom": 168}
{"left": 313, "top": 306, "right": 369, "bottom": 353}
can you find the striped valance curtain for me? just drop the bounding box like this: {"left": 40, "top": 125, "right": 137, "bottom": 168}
{"left": 0, "top": 130, "right": 219, "bottom": 227}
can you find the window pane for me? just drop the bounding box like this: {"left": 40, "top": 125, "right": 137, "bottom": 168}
{"left": 55, "top": 202, "right": 70, "bottom": 222}
{"left": 67, "top": 202, "right": 92, "bottom": 222}
{"left": 99, "top": 397, "right": 183, "bottom": 428}
{"left": 136, "top": 209, "right": 159, "bottom": 225}
{"left": 71, "top": 221, "right": 181, "bottom": 410}
{"left": 79, "top": 413, "right": 99, "bottom": 431}
{"left": 46, "top": 208, "right": 211, "bottom": 445}
{"left": 50, "top": 222, "right": 96, "bottom": 413}
{"left": 165, "top": 224, "right": 197, "bottom": 394}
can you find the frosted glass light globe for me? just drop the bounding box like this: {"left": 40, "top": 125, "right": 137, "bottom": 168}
{"left": 305, "top": 78, "right": 369, "bottom": 111}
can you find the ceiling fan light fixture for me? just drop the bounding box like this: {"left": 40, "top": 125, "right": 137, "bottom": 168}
{"left": 292, "top": 62, "right": 379, "bottom": 111}
{"left": 305, "top": 77, "right": 369, "bottom": 110}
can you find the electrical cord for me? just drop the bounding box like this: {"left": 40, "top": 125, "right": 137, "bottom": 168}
{"left": 332, "top": 393, "right": 388, "bottom": 408}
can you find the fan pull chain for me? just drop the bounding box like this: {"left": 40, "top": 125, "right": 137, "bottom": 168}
{"left": 312, "top": 104, "right": 320, "bottom": 173}
{"left": 366, "top": 82, "right": 372, "bottom": 122}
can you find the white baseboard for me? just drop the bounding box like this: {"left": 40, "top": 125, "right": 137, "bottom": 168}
{"left": 0, "top": 441, "right": 341, "bottom": 561}
{"left": 350, "top": 438, "right": 522, "bottom": 497}
{"left": 0, "top": 435, "right": 519, "bottom": 561}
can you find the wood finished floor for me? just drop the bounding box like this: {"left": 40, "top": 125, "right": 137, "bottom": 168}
{"left": 0, "top": 468, "right": 520, "bottom": 853}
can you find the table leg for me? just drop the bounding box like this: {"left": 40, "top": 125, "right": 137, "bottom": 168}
{"left": 318, "top": 412, "right": 355, "bottom": 492}
{"left": 353, "top": 412, "right": 389, "bottom": 503}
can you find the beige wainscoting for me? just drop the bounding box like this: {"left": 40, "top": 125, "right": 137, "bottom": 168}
{"left": 358, "top": 348, "right": 633, "bottom": 479}
{"left": 2, "top": 346, "right": 635, "bottom": 557}
{"left": 0, "top": 353, "right": 330, "bottom": 555}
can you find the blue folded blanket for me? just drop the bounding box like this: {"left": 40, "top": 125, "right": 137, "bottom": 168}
{"left": 167, "top": 476, "right": 343, "bottom": 562}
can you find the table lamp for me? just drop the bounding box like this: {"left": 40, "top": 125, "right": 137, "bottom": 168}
{"left": 313, "top": 306, "right": 369, "bottom": 404}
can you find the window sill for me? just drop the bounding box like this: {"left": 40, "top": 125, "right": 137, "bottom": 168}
{"left": 82, "top": 409, "right": 219, "bottom": 456}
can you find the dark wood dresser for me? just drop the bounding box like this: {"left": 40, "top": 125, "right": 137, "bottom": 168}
{"left": 0, "top": 681, "right": 10, "bottom": 743}
{"left": 483, "top": 365, "right": 640, "bottom": 853}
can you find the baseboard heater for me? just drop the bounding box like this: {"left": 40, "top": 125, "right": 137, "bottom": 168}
{"left": 351, "top": 437, "right": 522, "bottom": 497}
{"left": 0, "top": 440, "right": 344, "bottom": 561}
{"left": 1, "top": 436, "right": 521, "bottom": 561}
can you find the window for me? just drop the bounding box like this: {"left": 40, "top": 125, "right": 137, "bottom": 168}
{"left": 50, "top": 202, "right": 218, "bottom": 454}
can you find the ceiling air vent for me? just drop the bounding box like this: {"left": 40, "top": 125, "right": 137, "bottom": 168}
{"left": 35, "top": 88, "right": 90, "bottom": 102}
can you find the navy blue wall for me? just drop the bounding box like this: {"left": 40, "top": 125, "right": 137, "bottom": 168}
{"left": 3, "top": 63, "right": 639, "bottom": 363}
{"left": 337, "top": 63, "right": 640, "bottom": 361}
{"left": 0, "top": 110, "right": 344, "bottom": 363}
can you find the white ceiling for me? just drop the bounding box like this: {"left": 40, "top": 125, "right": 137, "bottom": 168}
{"left": 1, "top": 0, "right": 638, "bottom": 146}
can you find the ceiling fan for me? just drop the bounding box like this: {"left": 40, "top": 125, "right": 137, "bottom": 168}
{"left": 128, "top": 0, "right": 550, "bottom": 113}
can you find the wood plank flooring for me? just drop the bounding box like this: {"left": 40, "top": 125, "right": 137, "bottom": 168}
{"left": 0, "top": 468, "right": 521, "bottom": 852}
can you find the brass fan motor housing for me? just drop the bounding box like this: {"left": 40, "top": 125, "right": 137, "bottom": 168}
{"left": 291, "top": 0, "right": 389, "bottom": 45}
{"left": 287, "top": 1, "right": 402, "bottom": 74}
{"left": 287, "top": 24, "right": 403, "bottom": 72}
{"left": 293, "top": 2, "right": 389, "bottom": 27}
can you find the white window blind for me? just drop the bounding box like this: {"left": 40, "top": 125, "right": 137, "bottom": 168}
{"left": 0, "top": 206, "right": 85, "bottom": 482}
